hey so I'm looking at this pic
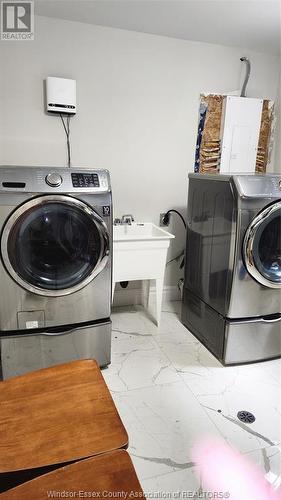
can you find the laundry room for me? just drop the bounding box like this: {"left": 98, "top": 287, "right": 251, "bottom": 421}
{"left": 0, "top": 0, "right": 280, "bottom": 497}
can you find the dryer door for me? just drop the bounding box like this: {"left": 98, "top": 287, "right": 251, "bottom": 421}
{"left": 243, "top": 201, "right": 281, "bottom": 289}
{"left": 1, "top": 195, "right": 110, "bottom": 297}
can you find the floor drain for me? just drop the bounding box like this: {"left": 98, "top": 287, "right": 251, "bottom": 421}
{"left": 237, "top": 410, "right": 256, "bottom": 424}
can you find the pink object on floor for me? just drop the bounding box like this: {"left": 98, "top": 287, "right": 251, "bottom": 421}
{"left": 192, "top": 439, "right": 281, "bottom": 500}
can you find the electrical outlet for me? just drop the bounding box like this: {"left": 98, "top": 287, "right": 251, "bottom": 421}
{"left": 159, "top": 212, "right": 170, "bottom": 226}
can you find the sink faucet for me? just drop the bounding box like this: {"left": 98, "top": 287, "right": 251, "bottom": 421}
{"left": 121, "top": 214, "right": 135, "bottom": 225}
{"left": 113, "top": 218, "right": 122, "bottom": 225}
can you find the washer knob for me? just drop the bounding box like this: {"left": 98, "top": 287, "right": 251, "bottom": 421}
{"left": 45, "top": 173, "right": 62, "bottom": 187}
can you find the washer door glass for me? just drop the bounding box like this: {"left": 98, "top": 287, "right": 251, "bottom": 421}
{"left": 2, "top": 196, "right": 109, "bottom": 296}
{"left": 244, "top": 202, "right": 281, "bottom": 288}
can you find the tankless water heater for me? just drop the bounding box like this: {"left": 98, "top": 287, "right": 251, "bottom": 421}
{"left": 46, "top": 77, "right": 76, "bottom": 114}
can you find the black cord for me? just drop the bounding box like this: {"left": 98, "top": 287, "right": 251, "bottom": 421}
{"left": 167, "top": 249, "right": 184, "bottom": 265}
{"left": 67, "top": 115, "right": 71, "bottom": 168}
{"left": 60, "top": 113, "right": 71, "bottom": 168}
{"left": 163, "top": 209, "right": 186, "bottom": 229}
{"left": 164, "top": 209, "right": 186, "bottom": 269}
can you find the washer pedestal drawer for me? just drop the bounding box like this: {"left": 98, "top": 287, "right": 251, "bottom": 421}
{"left": 0, "top": 320, "right": 111, "bottom": 380}
{"left": 224, "top": 315, "right": 281, "bottom": 365}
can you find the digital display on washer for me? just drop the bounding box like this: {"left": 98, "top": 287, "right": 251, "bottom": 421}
{"left": 71, "top": 173, "right": 100, "bottom": 188}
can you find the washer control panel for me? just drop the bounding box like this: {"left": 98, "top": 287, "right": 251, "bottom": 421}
{"left": 71, "top": 172, "right": 100, "bottom": 188}
{"left": 0, "top": 167, "right": 110, "bottom": 193}
{"left": 45, "top": 173, "right": 63, "bottom": 187}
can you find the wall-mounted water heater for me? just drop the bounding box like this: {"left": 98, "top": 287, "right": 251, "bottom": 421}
{"left": 46, "top": 77, "right": 76, "bottom": 114}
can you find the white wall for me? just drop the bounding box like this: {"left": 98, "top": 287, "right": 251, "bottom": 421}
{"left": 0, "top": 16, "right": 280, "bottom": 287}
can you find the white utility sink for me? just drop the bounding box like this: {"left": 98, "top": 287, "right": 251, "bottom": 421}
{"left": 113, "top": 222, "right": 174, "bottom": 241}
{"left": 113, "top": 223, "right": 174, "bottom": 325}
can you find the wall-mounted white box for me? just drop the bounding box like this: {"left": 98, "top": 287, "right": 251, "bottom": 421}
{"left": 220, "top": 96, "right": 263, "bottom": 174}
{"left": 46, "top": 77, "right": 76, "bottom": 114}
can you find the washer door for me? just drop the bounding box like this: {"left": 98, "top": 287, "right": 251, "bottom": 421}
{"left": 1, "top": 195, "right": 110, "bottom": 296}
{"left": 243, "top": 201, "right": 281, "bottom": 289}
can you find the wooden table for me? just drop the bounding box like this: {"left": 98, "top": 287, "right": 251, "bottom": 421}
{"left": 1, "top": 450, "right": 144, "bottom": 499}
{"left": 0, "top": 360, "right": 128, "bottom": 492}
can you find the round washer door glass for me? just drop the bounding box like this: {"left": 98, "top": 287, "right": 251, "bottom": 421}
{"left": 244, "top": 201, "right": 281, "bottom": 289}
{"left": 1, "top": 196, "right": 109, "bottom": 296}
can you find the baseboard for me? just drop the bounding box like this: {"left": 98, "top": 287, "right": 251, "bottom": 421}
{"left": 112, "top": 284, "right": 180, "bottom": 307}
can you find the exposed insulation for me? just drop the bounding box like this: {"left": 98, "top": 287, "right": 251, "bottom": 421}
{"left": 256, "top": 100, "right": 275, "bottom": 173}
{"left": 195, "top": 94, "right": 223, "bottom": 173}
{"left": 194, "top": 94, "right": 275, "bottom": 174}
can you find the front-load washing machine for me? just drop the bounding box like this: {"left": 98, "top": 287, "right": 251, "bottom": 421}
{"left": 0, "top": 166, "right": 112, "bottom": 378}
{"left": 182, "top": 173, "right": 281, "bottom": 365}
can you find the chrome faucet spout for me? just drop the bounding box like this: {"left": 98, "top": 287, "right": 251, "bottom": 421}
{"left": 121, "top": 214, "right": 134, "bottom": 225}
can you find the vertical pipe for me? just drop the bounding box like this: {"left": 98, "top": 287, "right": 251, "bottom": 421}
{"left": 240, "top": 57, "right": 251, "bottom": 97}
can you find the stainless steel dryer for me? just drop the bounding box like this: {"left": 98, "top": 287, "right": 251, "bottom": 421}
{"left": 0, "top": 166, "right": 112, "bottom": 378}
{"left": 182, "top": 173, "right": 281, "bottom": 365}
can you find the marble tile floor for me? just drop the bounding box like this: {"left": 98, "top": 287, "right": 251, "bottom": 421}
{"left": 102, "top": 301, "right": 281, "bottom": 497}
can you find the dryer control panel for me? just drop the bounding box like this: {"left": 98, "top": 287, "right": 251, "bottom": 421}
{"left": 234, "top": 175, "right": 281, "bottom": 199}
